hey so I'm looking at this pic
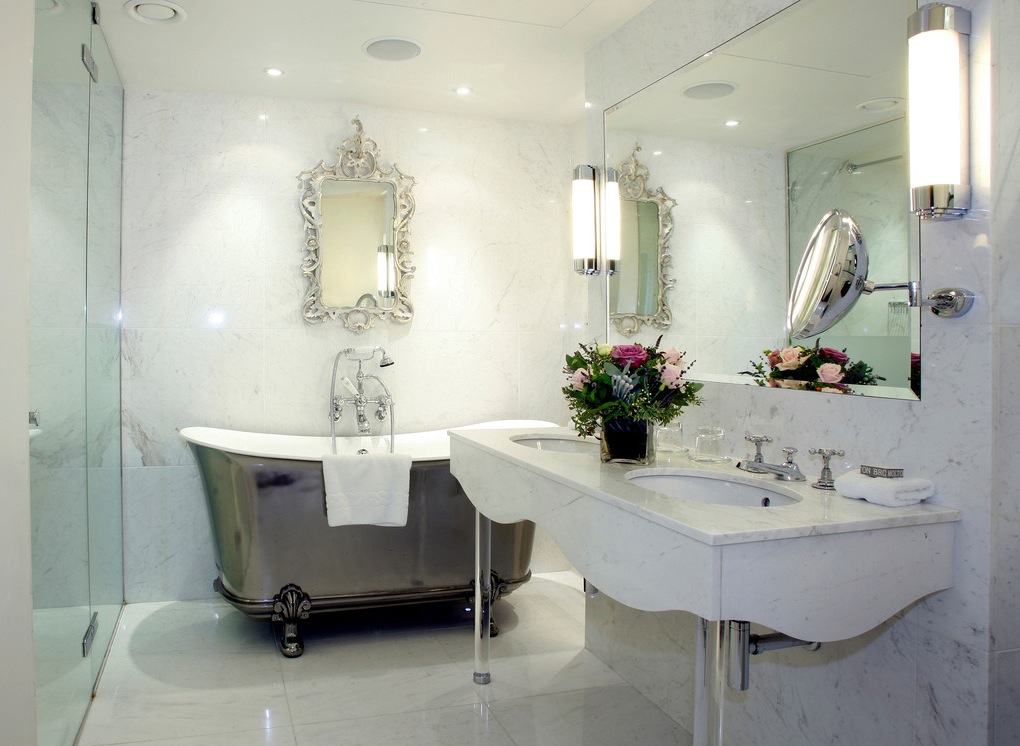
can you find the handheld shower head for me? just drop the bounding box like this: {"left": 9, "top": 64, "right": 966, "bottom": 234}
{"left": 379, "top": 351, "right": 395, "bottom": 367}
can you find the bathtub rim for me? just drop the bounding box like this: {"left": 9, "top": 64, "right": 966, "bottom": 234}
{"left": 179, "top": 419, "right": 559, "bottom": 462}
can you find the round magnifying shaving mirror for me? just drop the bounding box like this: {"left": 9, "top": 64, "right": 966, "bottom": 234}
{"left": 787, "top": 209, "right": 869, "bottom": 339}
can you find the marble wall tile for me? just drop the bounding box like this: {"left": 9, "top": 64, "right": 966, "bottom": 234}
{"left": 121, "top": 89, "right": 580, "bottom": 597}
{"left": 995, "top": 648, "right": 1020, "bottom": 744}
{"left": 724, "top": 618, "right": 917, "bottom": 746}
{"left": 585, "top": 592, "right": 697, "bottom": 734}
{"left": 916, "top": 629, "right": 992, "bottom": 746}
{"left": 122, "top": 464, "right": 217, "bottom": 603}
{"left": 993, "top": 324, "right": 1020, "bottom": 653}
{"left": 122, "top": 328, "right": 265, "bottom": 468}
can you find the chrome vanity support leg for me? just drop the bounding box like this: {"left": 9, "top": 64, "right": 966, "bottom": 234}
{"left": 694, "top": 617, "right": 727, "bottom": 746}
{"left": 473, "top": 510, "right": 492, "bottom": 684}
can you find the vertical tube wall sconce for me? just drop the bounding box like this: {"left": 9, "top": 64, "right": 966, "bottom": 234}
{"left": 603, "top": 167, "right": 621, "bottom": 276}
{"left": 908, "top": 2, "right": 970, "bottom": 219}
{"left": 572, "top": 165, "right": 599, "bottom": 274}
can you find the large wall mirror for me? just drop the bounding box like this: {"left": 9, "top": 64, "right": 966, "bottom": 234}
{"left": 300, "top": 118, "right": 416, "bottom": 332}
{"left": 604, "top": 0, "right": 920, "bottom": 399}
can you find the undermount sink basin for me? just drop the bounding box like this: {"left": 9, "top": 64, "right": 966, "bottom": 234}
{"left": 626, "top": 468, "right": 801, "bottom": 507}
{"left": 511, "top": 433, "right": 599, "bottom": 454}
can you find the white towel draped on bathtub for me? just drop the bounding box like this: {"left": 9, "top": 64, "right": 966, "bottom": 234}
{"left": 322, "top": 453, "right": 412, "bottom": 527}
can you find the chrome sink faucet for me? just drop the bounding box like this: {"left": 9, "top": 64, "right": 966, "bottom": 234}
{"left": 736, "top": 434, "right": 806, "bottom": 482}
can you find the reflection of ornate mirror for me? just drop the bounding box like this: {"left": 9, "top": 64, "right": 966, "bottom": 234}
{"left": 609, "top": 147, "right": 676, "bottom": 336}
{"left": 299, "top": 118, "right": 416, "bottom": 331}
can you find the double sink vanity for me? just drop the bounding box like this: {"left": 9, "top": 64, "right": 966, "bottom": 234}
{"left": 449, "top": 425, "right": 960, "bottom": 744}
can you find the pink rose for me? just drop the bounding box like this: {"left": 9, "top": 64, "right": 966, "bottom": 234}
{"left": 611, "top": 344, "right": 649, "bottom": 368}
{"left": 569, "top": 368, "right": 590, "bottom": 391}
{"left": 819, "top": 347, "right": 849, "bottom": 364}
{"left": 816, "top": 362, "right": 844, "bottom": 384}
{"left": 660, "top": 347, "right": 685, "bottom": 367}
{"left": 773, "top": 347, "right": 809, "bottom": 371}
{"left": 657, "top": 363, "right": 685, "bottom": 389}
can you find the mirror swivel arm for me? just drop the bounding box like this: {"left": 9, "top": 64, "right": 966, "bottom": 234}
{"left": 864, "top": 280, "right": 974, "bottom": 318}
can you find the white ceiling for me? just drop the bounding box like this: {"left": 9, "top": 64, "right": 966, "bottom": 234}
{"left": 92, "top": 0, "right": 655, "bottom": 125}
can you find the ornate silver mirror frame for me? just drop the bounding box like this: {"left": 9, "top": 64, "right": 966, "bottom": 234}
{"left": 299, "top": 118, "right": 416, "bottom": 331}
{"left": 610, "top": 146, "right": 676, "bottom": 336}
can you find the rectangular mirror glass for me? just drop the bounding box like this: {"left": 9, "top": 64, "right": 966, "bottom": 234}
{"left": 319, "top": 179, "right": 396, "bottom": 310}
{"left": 604, "top": 0, "right": 920, "bottom": 400}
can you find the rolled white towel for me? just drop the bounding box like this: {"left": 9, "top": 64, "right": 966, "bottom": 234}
{"left": 834, "top": 471, "right": 934, "bottom": 507}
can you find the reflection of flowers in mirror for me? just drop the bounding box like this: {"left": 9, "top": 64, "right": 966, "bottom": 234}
{"left": 742, "top": 342, "right": 882, "bottom": 394}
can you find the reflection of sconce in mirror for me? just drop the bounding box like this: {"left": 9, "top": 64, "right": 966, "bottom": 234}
{"left": 787, "top": 209, "right": 974, "bottom": 339}
{"left": 908, "top": 2, "right": 970, "bottom": 220}
{"left": 572, "top": 165, "right": 620, "bottom": 275}
{"left": 377, "top": 244, "right": 395, "bottom": 299}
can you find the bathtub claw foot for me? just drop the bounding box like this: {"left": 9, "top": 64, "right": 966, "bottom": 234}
{"left": 272, "top": 583, "right": 312, "bottom": 658}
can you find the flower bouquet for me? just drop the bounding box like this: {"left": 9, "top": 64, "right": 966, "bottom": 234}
{"left": 742, "top": 341, "right": 882, "bottom": 393}
{"left": 563, "top": 338, "right": 703, "bottom": 462}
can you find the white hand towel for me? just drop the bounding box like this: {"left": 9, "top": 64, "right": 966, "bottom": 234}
{"left": 322, "top": 453, "right": 412, "bottom": 527}
{"left": 834, "top": 471, "right": 935, "bottom": 507}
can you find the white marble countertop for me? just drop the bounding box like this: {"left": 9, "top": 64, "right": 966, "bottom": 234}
{"left": 449, "top": 426, "right": 960, "bottom": 547}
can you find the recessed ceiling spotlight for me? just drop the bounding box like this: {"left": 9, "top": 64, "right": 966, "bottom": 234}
{"left": 363, "top": 37, "right": 423, "bottom": 61}
{"left": 265, "top": 68, "right": 284, "bottom": 77}
{"left": 856, "top": 97, "right": 904, "bottom": 112}
{"left": 724, "top": 120, "right": 741, "bottom": 127}
{"left": 124, "top": 0, "right": 187, "bottom": 24}
{"left": 454, "top": 87, "right": 472, "bottom": 96}
{"left": 683, "top": 81, "right": 737, "bottom": 100}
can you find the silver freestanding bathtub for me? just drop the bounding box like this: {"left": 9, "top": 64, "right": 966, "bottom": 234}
{"left": 180, "top": 421, "right": 551, "bottom": 657}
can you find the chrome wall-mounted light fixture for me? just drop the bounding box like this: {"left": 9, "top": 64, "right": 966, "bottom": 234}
{"left": 572, "top": 165, "right": 620, "bottom": 275}
{"left": 908, "top": 2, "right": 971, "bottom": 220}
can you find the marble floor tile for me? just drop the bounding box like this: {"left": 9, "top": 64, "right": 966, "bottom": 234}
{"left": 293, "top": 703, "right": 516, "bottom": 746}
{"left": 78, "top": 572, "right": 684, "bottom": 746}
{"left": 77, "top": 649, "right": 290, "bottom": 744}
{"left": 79, "top": 728, "right": 298, "bottom": 746}
{"left": 110, "top": 598, "right": 276, "bottom": 656}
{"left": 490, "top": 685, "right": 693, "bottom": 746}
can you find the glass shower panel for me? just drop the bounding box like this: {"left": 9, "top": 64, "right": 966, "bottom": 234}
{"left": 30, "top": 0, "right": 94, "bottom": 742}
{"left": 85, "top": 17, "right": 124, "bottom": 687}
{"left": 31, "top": 1, "right": 125, "bottom": 743}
